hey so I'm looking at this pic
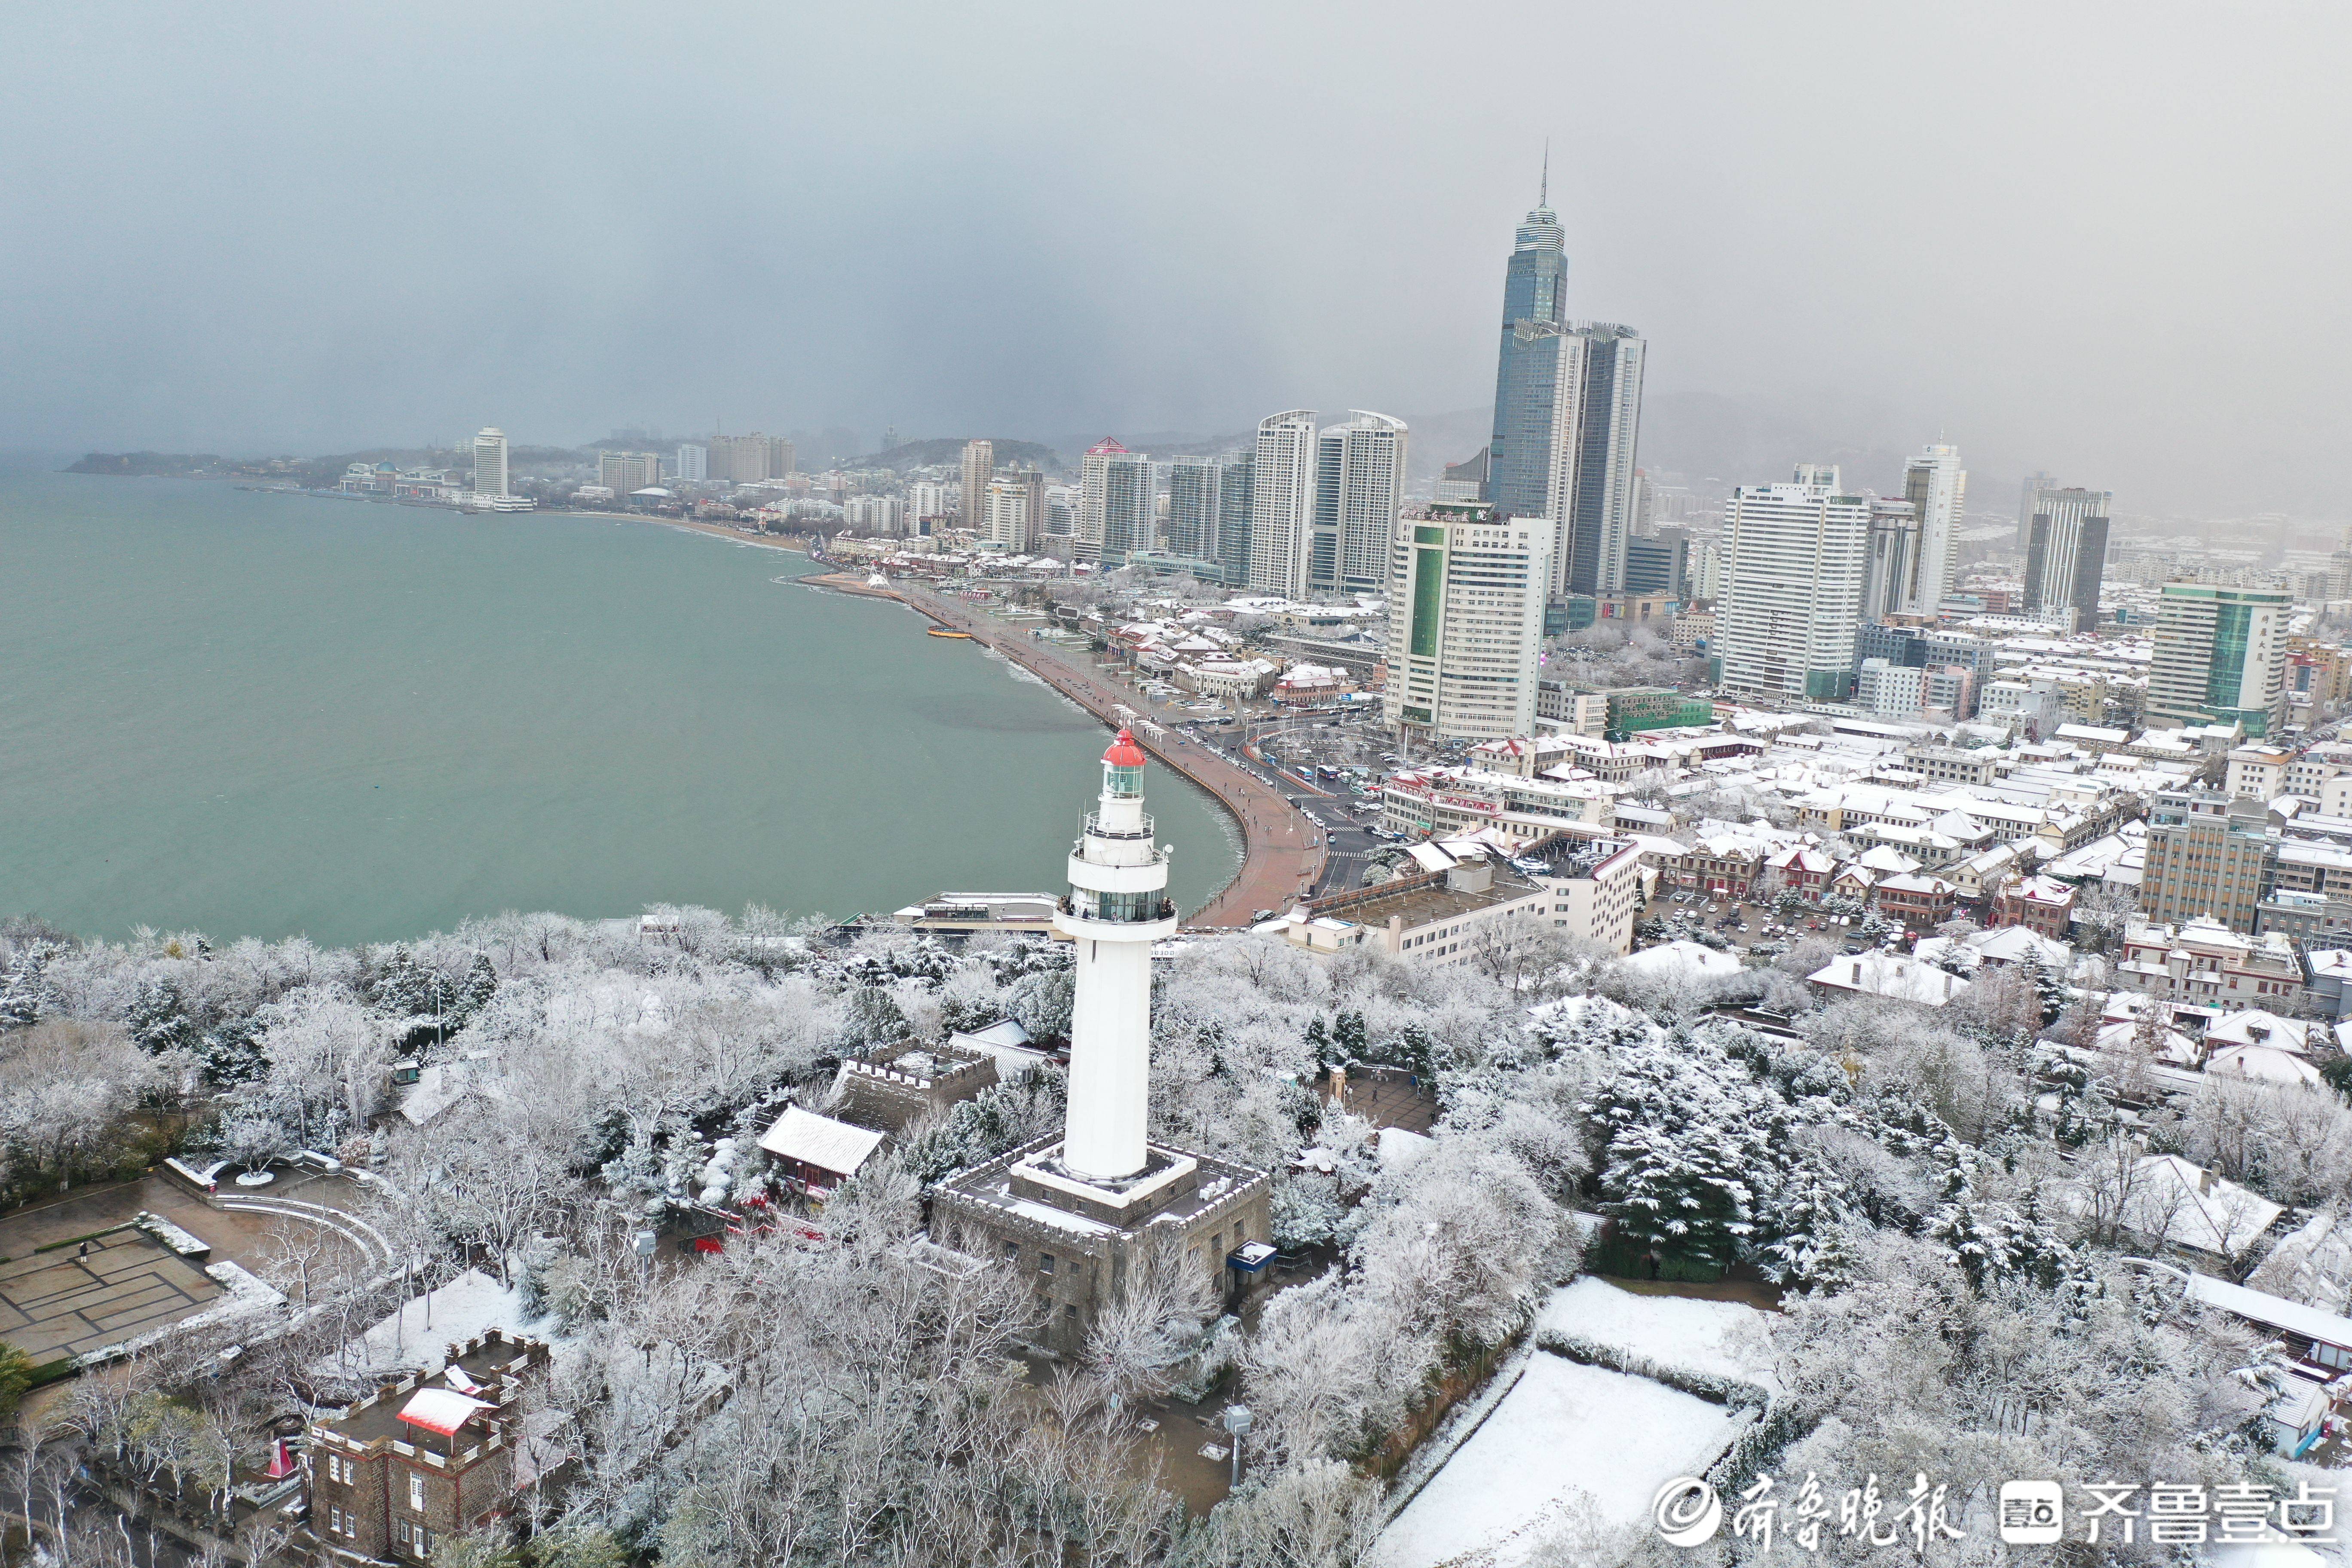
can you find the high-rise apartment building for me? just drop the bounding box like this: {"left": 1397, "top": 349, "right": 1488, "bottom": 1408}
{"left": 1861, "top": 499, "right": 1920, "bottom": 622}
{"left": 1383, "top": 501, "right": 1553, "bottom": 743}
{"left": 472, "top": 428, "right": 508, "bottom": 498}
{"left": 2141, "top": 790, "right": 2278, "bottom": 933}
{"left": 1079, "top": 439, "right": 1154, "bottom": 567}
{"left": 707, "top": 434, "right": 793, "bottom": 484}
{"left": 1902, "top": 444, "right": 1966, "bottom": 614}
{"left": 983, "top": 469, "right": 1044, "bottom": 553}
{"left": 674, "top": 443, "right": 708, "bottom": 483}
{"left": 1623, "top": 535, "right": 1688, "bottom": 600}
{"left": 1313, "top": 412, "right": 1408, "bottom": 597}
{"left": 1715, "top": 469, "right": 1870, "bottom": 703}
{"left": 960, "top": 439, "right": 994, "bottom": 531}
{"left": 2022, "top": 486, "right": 2111, "bottom": 630}
{"left": 1165, "top": 456, "right": 1221, "bottom": 561}
{"left": 1248, "top": 411, "right": 1317, "bottom": 598}
{"left": 599, "top": 451, "right": 662, "bottom": 494}
{"left": 1437, "top": 447, "right": 1490, "bottom": 502}
{"left": 906, "top": 480, "right": 951, "bottom": 531}
{"left": 1482, "top": 187, "right": 1645, "bottom": 598}
{"left": 1215, "top": 453, "right": 1253, "bottom": 588}
{"left": 2147, "top": 582, "right": 2291, "bottom": 737}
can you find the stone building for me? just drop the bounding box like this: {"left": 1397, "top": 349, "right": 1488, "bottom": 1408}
{"left": 836, "top": 1041, "right": 999, "bottom": 1133}
{"left": 302, "top": 1331, "right": 551, "bottom": 1565}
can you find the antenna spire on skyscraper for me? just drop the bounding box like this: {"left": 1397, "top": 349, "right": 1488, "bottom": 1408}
{"left": 1540, "top": 139, "right": 1549, "bottom": 206}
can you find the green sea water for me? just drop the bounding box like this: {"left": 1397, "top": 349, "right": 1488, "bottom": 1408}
{"left": 0, "top": 470, "right": 1240, "bottom": 946}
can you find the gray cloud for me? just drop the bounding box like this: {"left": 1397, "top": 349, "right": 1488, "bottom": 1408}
{"left": 3, "top": 1, "right": 2346, "bottom": 511}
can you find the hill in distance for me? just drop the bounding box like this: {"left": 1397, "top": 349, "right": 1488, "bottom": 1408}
{"left": 859, "top": 437, "right": 1065, "bottom": 475}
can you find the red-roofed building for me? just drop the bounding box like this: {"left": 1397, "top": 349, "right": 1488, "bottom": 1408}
{"left": 1992, "top": 873, "right": 2077, "bottom": 940}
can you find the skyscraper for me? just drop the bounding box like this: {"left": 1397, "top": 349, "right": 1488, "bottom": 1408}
{"left": 960, "top": 439, "right": 994, "bottom": 531}
{"left": 1079, "top": 439, "right": 1153, "bottom": 567}
{"left": 1215, "top": 452, "right": 1253, "bottom": 588}
{"left": 1384, "top": 501, "right": 1552, "bottom": 742}
{"left": 1165, "top": 456, "right": 1221, "bottom": 561}
{"left": 674, "top": 443, "right": 708, "bottom": 483}
{"left": 2022, "top": 486, "right": 2112, "bottom": 631}
{"left": 1902, "top": 443, "right": 1966, "bottom": 614}
{"left": 1483, "top": 178, "right": 1645, "bottom": 597}
{"left": 472, "top": 428, "right": 508, "bottom": 497}
{"left": 2017, "top": 471, "right": 2057, "bottom": 550}
{"left": 1248, "top": 411, "right": 1317, "bottom": 598}
{"left": 1861, "top": 499, "right": 1920, "bottom": 622}
{"left": 1715, "top": 468, "right": 1871, "bottom": 703}
{"left": 2147, "top": 582, "right": 2291, "bottom": 737}
{"left": 1314, "top": 412, "right": 1409, "bottom": 597}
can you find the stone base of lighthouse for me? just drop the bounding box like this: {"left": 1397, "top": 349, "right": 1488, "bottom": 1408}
{"left": 931, "top": 1133, "right": 1273, "bottom": 1357}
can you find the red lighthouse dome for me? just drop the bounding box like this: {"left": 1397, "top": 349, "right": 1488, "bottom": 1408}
{"left": 1102, "top": 728, "right": 1147, "bottom": 768}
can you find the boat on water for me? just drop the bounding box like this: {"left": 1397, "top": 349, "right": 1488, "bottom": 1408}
{"left": 926, "top": 626, "right": 973, "bottom": 640}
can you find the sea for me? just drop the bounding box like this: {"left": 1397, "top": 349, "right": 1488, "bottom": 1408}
{"left": 0, "top": 469, "right": 1241, "bottom": 946}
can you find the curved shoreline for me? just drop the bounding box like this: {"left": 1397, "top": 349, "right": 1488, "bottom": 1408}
{"left": 802, "top": 572, "right": 1326, "bottom": 928}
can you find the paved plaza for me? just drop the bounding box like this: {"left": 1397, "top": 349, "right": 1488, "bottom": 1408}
{"left": 0, "top": 1226, "right": 221, "bottom": 1360}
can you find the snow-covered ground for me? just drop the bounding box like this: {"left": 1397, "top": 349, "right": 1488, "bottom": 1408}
{"left": 1378, "top": 1354, "right": 1747, "bottom": 1568}
{"left": 1536, "top": 1278, "right": 1782, "bottom": 1395}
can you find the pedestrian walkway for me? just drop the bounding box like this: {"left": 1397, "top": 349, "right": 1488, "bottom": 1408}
{"left": 0, "top": 1229, "right": 220, "bottom": 1361}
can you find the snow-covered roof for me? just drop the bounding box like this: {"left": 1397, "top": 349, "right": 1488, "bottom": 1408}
{"left": 2187, "top": 1272, "right": 2352, "bottom": 1351}
{"left": 1968, "top": 925, "right": 2072, "bottom": 968}
{"left": 758, "top": 1105, "right": 885, "bottom": 1178}
{"left": 2091, "top": 1019, "right": 2199, "bottom": 1067}
{"left": 2121, "top": 1155, "right": 2282, "bottom": 1256}
{"left": 398, "top": 1387, "right": 492, "bottom": 1436}
{"left": 1807, "top": 953, "right": 1970, "bottom": 1007}
{"left": 2206, "top": 1010, "right": 2314, "bottom": 1055}
{"left": 2207, "top": 1043, "right": 2323, "bottom": 1087}
{"left": 1623, "top": 940, "right": 1743, "bottom": 980}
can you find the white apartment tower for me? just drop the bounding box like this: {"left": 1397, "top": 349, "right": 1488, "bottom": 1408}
{"left": 984, "top": 469, "right": 1044, "bottom": 553}
{"left": 471, "top": 428, "right": 509, "bottom": 498}
{"left": 1249, "top": 410, "right": 1318, "bottom": 598}
{"left": 674, "top": 443, "right": 708, "bottom": 483}
{"left": 1079, "top": 439, "right": 1154, "bottom": 567}
{"left": 1902, "top": 443, "right": 1967, "bottom": 614}
{"left": 1164, "top": 456, "right": 1221, "bottom": 562}
{"left": 2147, "top": 582, "right": 2291, "bottom": 738}
{"left": 1383, "top": 500, "right": 1553, "bottom": 743}
{"left": 1315, "top": 412, "right": 1409, "bottom": 597}
{"left": 1715, "top": 469, "right": 1871, "bottom": 703}
{"left": 1057, "top": 728, "right": 1177, "bottom": 1180}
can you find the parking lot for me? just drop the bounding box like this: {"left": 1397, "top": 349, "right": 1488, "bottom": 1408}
{"left": 1638, "top": 887, "right": 1888, "bottom": 963}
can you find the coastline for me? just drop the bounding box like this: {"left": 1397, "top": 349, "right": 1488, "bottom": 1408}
{"left": 799, "top": 570, "right": 1325, "bottom": 928}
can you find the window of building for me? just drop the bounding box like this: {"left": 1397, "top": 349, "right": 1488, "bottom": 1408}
{"left": 399, "top": 1521, "right": 413, "bottom": 1546}
{"left": 409, "top": 1473, "right": 426, "bottom": 1513}
{"left": 1038, "top": 1253, "right": 1055, "bottom": 1274}
{"left": 330, "top": 1507, "right": 344, "bottom": 1536}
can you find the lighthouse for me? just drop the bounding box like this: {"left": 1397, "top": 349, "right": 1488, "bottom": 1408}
{"left": 1056, "top": 727, "right": 1178, "bottom": 1181}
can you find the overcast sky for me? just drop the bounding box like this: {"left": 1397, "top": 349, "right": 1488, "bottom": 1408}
{"left": 5, "top": 3, "right": 2346, "bottom": 512}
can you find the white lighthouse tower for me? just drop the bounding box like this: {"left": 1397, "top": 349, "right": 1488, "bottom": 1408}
{"left": 1056, "top": 727, "right": 1178, "bottom": 1181}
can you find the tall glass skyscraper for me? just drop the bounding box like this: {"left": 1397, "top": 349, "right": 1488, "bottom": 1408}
{"left": 1483, "top": 183, "right": 1645, "bottom": 599}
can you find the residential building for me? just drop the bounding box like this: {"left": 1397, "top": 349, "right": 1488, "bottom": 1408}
{"left": 844, "top": 493, "right": 906, "bottom": 535}
{"left": 2140, "top": 790, "right": 2278, "bottom": 933}
{"left": 1902, "top": 443, "right": 1967, "bottom": 615}
{"left": 1808, "top": 952, "right": 1971, "bottom": 1008}
{"left": 1714, "top": 471, "right": 1870, "bottom": 703}
{"left": 1249, "top": 411, "right": 1317, "bottom": 597}
{"left": 1214, "top": 453, "right": 1254, "bottom": 588}
{"left": 1853, "top": 624, "right": 1994, "bottom": 719}
{"left": 471, "top": 428, "right": 508, "bottom": 498}
{"left": 674, "top": 443, "right": 708, "bottom": 483}
{"left": 598, "top": 450, "right": 661, "bottom": 494}
{"left": 707, "top": 433, "right": 787, "bottom": 483}
{"left": 2017, "top": 471, "right": 2058, "bottom": 550}
{"left": 2226, "top": 744, "right": 2297, "bottom": 802}
{"left": 1875, "top": 873, "right": 1959, "bottom": 931}
{"left": 2116, "top": 918, "right": 2306, "bottom": 1009}
{"left": 1383, "top": 501, "right": 1552, "bottom": 744}
{"left": 1274, "top": 834, "right": 1638, "bottom": 961}
{"left": 2021, "top": 486, "right": 2112, "bottom": 630}
{"left": 2147, "top": 582, "right": 2291, "bottom": 738}
{"left": 1165, "top": 456, "right": 1221, "bottom": 562}
{"left": 906, "top": 480, "right": 952, "bottom": 530}
{"left": 983, "top": 469, "right": 1043, "bottom": 552}
{"left": 303, "top": 1331, "right": 552, "bottom": 1565}
{"left": 960, "top": 439, "right": 994, "bottom": 531}
{"left": 1314, "top": 412, "right": 1409, "bottom": 595}
{"left": 1991, "top": 873, "right": 2076, "bottom": 939}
